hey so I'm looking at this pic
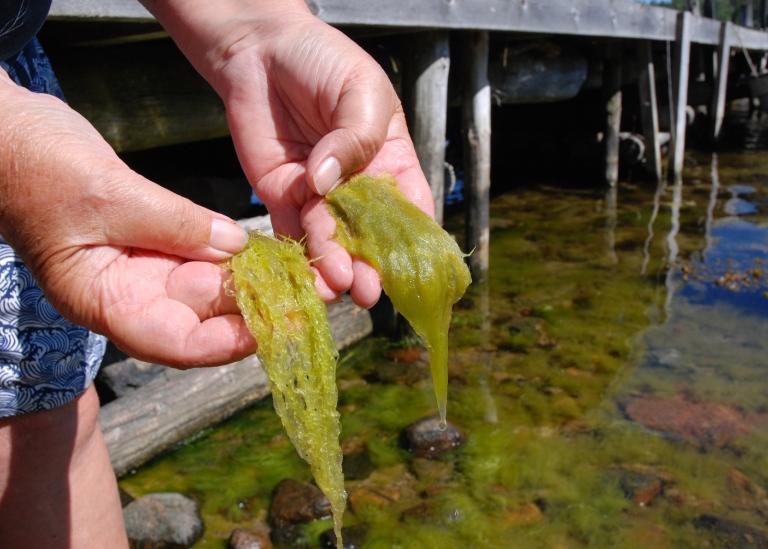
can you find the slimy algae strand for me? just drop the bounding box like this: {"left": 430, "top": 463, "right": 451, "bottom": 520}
{"left": 225, "top": 231, "right": 345, "bottom": 549}
{"left": 327, "top": 174, "right": 472, "bottom": 428}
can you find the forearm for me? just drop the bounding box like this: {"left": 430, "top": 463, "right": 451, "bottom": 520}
{"left": 138, "top": 0, "right": 314, "bottom": 86}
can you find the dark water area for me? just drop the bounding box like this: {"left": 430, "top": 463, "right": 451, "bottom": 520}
{"left": 120, "top": 110, "right": 768, "bottom": 548}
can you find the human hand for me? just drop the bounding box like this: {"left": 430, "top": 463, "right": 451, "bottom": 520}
{"left": 145, "top": 0, "right": 434, "bottom": 308}
{"left": 0, "top": 73, "right": 254, "bottom": 367}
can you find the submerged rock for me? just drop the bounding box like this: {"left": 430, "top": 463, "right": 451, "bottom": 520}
{"left": 319, "top": 524, "right": 368, "bottom": 548}
{"left": 228, "top": 527, "right": 273, "bottom": 549}
{"left": 401, "top": 415, "right": 464, "bottom": 459}
{"left": 622, "top": 395, "right": 763, "bottom": 449}
{"left": 693, "top": 514, "right": 768, "bottom": 548}
{"left": 123, "top": 492, "right": 204, "bottom": 549}
{"left": 268, "top": 478, "right": 332, "bottom": 527}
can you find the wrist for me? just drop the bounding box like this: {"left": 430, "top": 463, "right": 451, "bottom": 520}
{"left": 139, "top": 0, "right": 314, "bottom": 86}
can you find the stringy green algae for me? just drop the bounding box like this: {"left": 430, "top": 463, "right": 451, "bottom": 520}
{"left": 327, "top": 173, "right": 472, "bottom": 427}
{"left": 226, "top": 231, "right": 345, "bottom": 548}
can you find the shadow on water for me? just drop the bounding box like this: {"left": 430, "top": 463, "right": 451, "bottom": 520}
{"left": 120, "top": 111, "right": 768, "bottom": 548}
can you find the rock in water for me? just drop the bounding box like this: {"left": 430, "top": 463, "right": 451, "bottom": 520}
{"left": 123, "top": 492, "right": 204, "bottom": 548}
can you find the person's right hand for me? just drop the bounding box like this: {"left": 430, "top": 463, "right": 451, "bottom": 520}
{"left": 0, "top": 71, "right": 255, "bottom": 367}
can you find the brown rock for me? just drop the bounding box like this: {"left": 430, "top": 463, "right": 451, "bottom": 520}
{"left": 502, "top": 502, "right": 544, "bottom": 528}
{"left": 401, "top": 416, "right": 464, "bottom": 459}
{"left": 267, "top": 479, "right": 332, "bottom": 529}
{"left": 623, "top": 396, "right": 760, "bottom": 449}
{"left": 726, "top": 469, "right": 768, "bottom": 515}
{"left": 694, "top": 514, "right": 768, "bottom": 548}
{"left": 348, "top": 484, "right": 402, "bottom": 511}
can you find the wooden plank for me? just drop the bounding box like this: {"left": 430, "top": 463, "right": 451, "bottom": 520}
{"left": 461, "top": 30, "right": 492, "bottom": 283}
{"left": 49, "top": 0, "right": 768, "bottom": 50}
{"left": 669, "top": 11, "right": 693, "bottom": 180}
{"left": 637, "top": 41, "right": 663, "bottom": 182}
{"left": 50, "top": 39, "right": 228, "bottom": 152}
{"left": 603, "top": 53, "right": 623, "bottom": 187}
{"left": 401, "top": 31, "right": 450, "bottom": 223}
{"left": 100, "top": 293, "right": 374, "bottom": 477}
{"left": 711, "top": 22, "right": 732, "bottom": 143}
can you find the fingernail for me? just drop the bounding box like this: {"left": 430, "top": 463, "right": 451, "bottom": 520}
{"left": 313, "top": 157, "right": 342, "bottom": 195}
{"left": 210, "top": 219, "right": 248, "bottom": 255}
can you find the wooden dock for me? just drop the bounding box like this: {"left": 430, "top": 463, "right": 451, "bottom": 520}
{"left": 48, "top": 0, "right": 768, "bottom": 281}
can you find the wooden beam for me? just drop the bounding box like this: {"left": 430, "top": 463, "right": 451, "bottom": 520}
{"left": 461, "top": 30, "right": 492, "bottom": 283}
{"left": 637, "top": 41, "right": 663, "bottom": 182}
{"left": 49, "top": 0, "right": 768, "bottom": 50}
{"left": 603, "top": 54, "right": 623, "bottom": 187}
{"left": 50, "top": 39, "right": 228, "bottom": 152}
{"left": 401, "top": 31, "right": 450, "bottom": 223}
{"left": 669, "top": 11, "right": 693, "bottom": 180}
{"left": 711, "top": 22, "right": 732, "bottom": 143}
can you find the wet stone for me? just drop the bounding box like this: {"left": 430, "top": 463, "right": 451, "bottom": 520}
{"left": 319, "top": 524, "right": 368, "bottom": 549}
{"left": 268, "top": 479, "right": 332, "bottom": 529}
{"left": 693, "top": 514, "right": 768, "bottom": 548}
{"left": 123, "top": 492, "right": 204, "bottom": 549}
{"left": 607, "top": 467, "right": 665, "bottom": 507}
{"left": 228, "top": 527, "right": 273, "bottom": 549}
{"left": 622, "top": 395, "right": 758, "bottom": 449}
{"left": 342, "top": 447, "right": 375, "bottom": 481}
{"left": 363, "top": 361, "right": 427, "bottom": 386}
{"left": 401, "top": 415, "right": 464, "bottom": 459}
{"left": 725, "top": 469, "right": 768, "bottom": 516}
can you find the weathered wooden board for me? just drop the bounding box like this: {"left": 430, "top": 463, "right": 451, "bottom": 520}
{"left": 100, "top": 289, "right": 374, "bottom": 477}
{"left": 49, "top": 0, "right": 768, "bottom": 50}
{"left": 49, "top": 39, "right": 228, "bottom": 152}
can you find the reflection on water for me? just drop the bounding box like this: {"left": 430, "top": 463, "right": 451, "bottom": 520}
{"left": 120, "top": 115, "right": 768, "bottom": 548}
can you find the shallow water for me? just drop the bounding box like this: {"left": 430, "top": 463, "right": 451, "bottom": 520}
{"left": 120, "top": 113, "right": 768, "bottom": 548}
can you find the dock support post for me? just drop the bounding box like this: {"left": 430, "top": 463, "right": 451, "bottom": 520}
{"left": 603, "top": 49, "right": 622, "bottom": 187}
{"left": 711, "top": 22, "right": 732, "bottom": 144}
{"left": 402, "top": 31, "right": 451, "bottom": 224}
{"left": 669, "top": 10, "right": 693, "bottom": 180}
{"left": 461, "top": 30, "right": 492, "bottom": 283}
{"left": 637, "top": 41, "right": 662, "bottom": 182}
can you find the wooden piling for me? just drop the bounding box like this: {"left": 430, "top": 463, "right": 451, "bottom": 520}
{"left": 401, "top": 31, "right": 451, "bottom": 224}
{"left": 603, "top": 51, "right": 623, "bottom": 187}
{"left": 669, "top": 11, "right": 693, "bottom": 180}
{"left": 711, "top": 22, "right": 732, "bottom": 143}
{"left": 461, "top": 30, "right": 492, "bottom": 283}
{"left": 637, "top": 41, "right": 663, "bottom": 182}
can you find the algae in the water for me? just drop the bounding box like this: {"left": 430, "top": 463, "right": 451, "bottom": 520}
{"left": 327, "top": 174, "right": 472, "bottom": 426}
{"left": 226, "top": 231, "right": 345, "bottom": 547}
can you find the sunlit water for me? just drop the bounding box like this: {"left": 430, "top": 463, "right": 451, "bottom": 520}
{"left": 120, "top": 112, "right": 768, "bottom": 548}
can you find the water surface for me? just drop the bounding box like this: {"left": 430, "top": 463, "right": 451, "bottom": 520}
{"left": 120, "top": 114, "right": 768, "bottom": 548}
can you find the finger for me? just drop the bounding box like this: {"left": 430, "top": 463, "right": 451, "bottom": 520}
{"left": 312, "top": 267, "right": 343, "bottom": 304}
{"left": 166, "top": 262, "right": 240, "bottom": 321}
{"left": 349, "top": 258, "right": 382, "bottom": 309}
{"left": 100, "top": 175, "right": 248, "bottom": 262}
{"left": 306, "top": 65, "right": 398, "bottom": 195}
{"left": 302, "top": 195, "right": 354, "bottom": 293}
{"left": 110, "top": 299, "right": 256, "bottom": 367}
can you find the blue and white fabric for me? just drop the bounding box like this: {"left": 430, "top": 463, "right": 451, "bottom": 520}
{"left": 0, "top": 37, "right": 106, "bottom": 417}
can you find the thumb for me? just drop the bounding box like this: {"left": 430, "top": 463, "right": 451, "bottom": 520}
{"left": 102, "top": 175, "right": 248, "bottom": 261}
{"left": 305, "top": 71, "right": 399, "bottom": 196}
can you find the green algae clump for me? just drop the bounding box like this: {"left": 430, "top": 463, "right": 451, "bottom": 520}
{"left": 327, "top": 174, "right": 472, "bottom": 427}
{"left": 226, "top": 231, "right": 345, "bottom": 548}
